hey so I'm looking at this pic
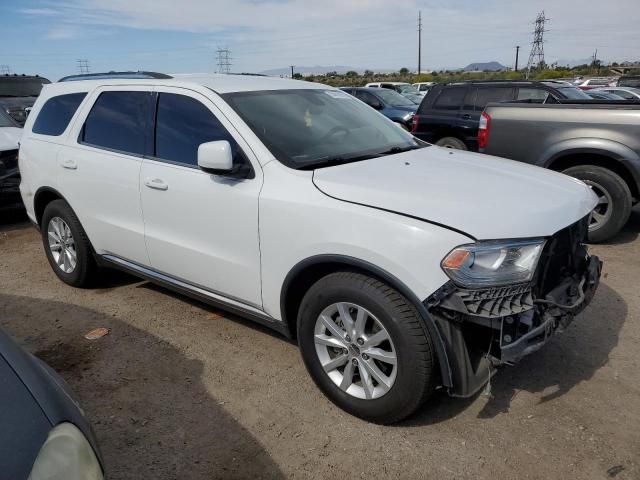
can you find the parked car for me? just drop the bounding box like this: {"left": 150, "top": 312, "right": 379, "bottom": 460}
{"left": 592, "top": 87, "right": 640, "bottom": 101}
{"left": 19, "top": 72, "right": 601, "bottom": 423}
{"left": 402, "top": 92, "right": 424, "bottom": 105}
{"left": 584, "top": 90, "right": 626, "bottom": 100}
{"left": 0, "top": 328, "right": 103, "bottom": 479}
{"left": 574, "top": 77, "right": 616, "bottom": 90}
{"left": 411, "top": 80, "right": 591, "bottom": 150}
{"left": 341, "top": 87, "right": 417, "bottom": 129}
{"left": 0, "top": 109, "right": 23, "bottom": 210}
{"left": 0, "top": 74, "right": 50, "bottom": 125}
{"left": 617, "top": 75, "right": 640, "bottom": 88}
{"left": 479, "top": 102, "right": 640, "bottom": 242}
{"left": 413, "top": 82, "right": 434, "bottom": 95}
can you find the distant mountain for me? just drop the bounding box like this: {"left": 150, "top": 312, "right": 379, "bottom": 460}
{"left": 463, "top": 61, "right": 506, "bottom": 72}
{"left": 259, "top": 65, "right": 359, "bottom": 76}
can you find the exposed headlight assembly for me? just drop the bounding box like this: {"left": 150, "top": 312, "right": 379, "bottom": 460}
{"left": 28, "top": 423, "right": 103, "bottom": 480}
{"left": 441, "top": 239, "right": 545, "bottom": 288}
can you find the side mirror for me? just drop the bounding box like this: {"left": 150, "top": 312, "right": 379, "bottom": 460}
{"left": 198, "top": 140, "right": 233, "bottom": 174}
{"left": 197, "top": 140, "right": 252, "bottom": 179}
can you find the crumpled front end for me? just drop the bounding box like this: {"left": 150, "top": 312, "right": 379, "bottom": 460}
{"left": 426, "top": 216, "right": 602, "bottom": 397}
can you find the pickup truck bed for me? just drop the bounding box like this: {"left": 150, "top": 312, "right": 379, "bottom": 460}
{"left": 480, "top": 102, "right": 640, "bottom": 242}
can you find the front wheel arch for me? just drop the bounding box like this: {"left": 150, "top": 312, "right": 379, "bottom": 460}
{"left": 280, "top": 254, "right": 453, "bottom": 388}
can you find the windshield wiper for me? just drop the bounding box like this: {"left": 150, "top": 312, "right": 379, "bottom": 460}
{"left": 377, "top": 145, "right": 422, "bottom": 155}
{"left": 297, "top": 153, "right": 383, "bottom": 170}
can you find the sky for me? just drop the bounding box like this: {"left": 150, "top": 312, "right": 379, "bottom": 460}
{"left": 1, "top": 0, "right": 639, "bottom": 81}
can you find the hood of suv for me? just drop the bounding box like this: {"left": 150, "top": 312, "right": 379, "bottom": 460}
{"left": 313, "top": 147, "right": 597, "bottom": 240}
{"left": 0, "top": 127, "right": 22, "bottom": 151}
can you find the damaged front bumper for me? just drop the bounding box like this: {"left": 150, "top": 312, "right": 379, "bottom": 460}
{"left": 426, "top": 216, "right": 602, "bottom": 397}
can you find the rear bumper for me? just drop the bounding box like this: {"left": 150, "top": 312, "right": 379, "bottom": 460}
{"left": 426, "top": 216, "right": 601, "bottom": 397}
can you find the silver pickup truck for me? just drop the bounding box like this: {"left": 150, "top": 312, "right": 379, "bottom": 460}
{"left": 479, "top": 103, "right": 640, "bottom": 242}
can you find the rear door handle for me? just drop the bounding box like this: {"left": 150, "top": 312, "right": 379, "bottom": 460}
{"left": 144, "top": 177, "right": 168, "bottom": 191}
{"left": 461, "top": 114, "right": 471, "bottom": 120}
{"left": 60, "top": 159, "right": 77, "bottom": 170}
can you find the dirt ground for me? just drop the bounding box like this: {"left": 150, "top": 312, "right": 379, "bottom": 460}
{"left": 1, "top": 208, "right": 639, "bottom": 480}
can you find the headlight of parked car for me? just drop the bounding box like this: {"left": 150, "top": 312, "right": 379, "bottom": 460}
{"left": 441, "top": 239, "right": 545, "bottom": 288}
{"left": 28, "top": 423, "right": 103, "bottom": 480}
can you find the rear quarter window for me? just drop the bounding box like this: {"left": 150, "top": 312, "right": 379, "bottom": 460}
{"left": 32, "top": 93, "right": 87, "bottom": 136}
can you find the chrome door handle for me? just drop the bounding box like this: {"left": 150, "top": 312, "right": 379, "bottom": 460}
{"left": 144, "top": 177, "right": 168, "bottom": 191}
{"left": 60, "top": 159, "right": 77, "bottom": 170}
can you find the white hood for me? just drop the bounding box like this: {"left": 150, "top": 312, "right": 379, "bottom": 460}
{"left": 0, "top": 127, "right": 22, "bottom": 151}
{"left": 313, "top": 147, "right": 597, "bottom": 240}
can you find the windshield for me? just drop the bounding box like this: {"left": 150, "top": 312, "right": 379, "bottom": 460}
{"left": 556, "top": 86, "right": 591, "bottom": 99}
{"left": 223, "top": 89, "right": 424, "bottom": 169}
{"left": 374, "top": 89, "right": 416, "bottom": 107}
{"left": 0, "top": 78, "right": 50, "bottom": 97}
{"left": 0, "top": 110, "right": 17, "bottom": 127}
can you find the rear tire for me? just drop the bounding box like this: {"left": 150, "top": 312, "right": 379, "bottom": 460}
{"left": 41, "top": 199, "right": 98, "bottom": 287}
{"left": 563, "top": 165, "right": 632, "bottom": 243}
{"left": 297, "top": 272, "right": 436, "bottom": 424}
{"left": 435, "top": 136, "right": 467, "bottom": 150}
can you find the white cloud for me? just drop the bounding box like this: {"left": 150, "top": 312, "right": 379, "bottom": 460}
{"left": 46, "top": 25, "right": 80, "bottom": 40}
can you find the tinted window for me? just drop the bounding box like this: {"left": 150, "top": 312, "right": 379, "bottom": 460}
{"left": 0, "top": 110, "right": 16, "bottom": 128}
{"left": 434, "top": 88, "right": 466, "bottom": 110}
{"left": 516, "top": 88, "right": 549, "bottom": 103}
{"left": 354, "top": 90, "right": 381, "bottom": 108}
{"left": 154, "top": 93, "right": 238, "bottom": 166}
{"left": 32, "top": 93, "right": 86, "bottom": 136}
{"left": 474, "top": 87, "right": 513, "bottom": 110}
{"left": 81, "top": 91, "right": 150, "bottom": 155}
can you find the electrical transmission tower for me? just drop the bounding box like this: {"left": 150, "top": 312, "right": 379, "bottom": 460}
{"left": 77, "top": 59, "right": 90, "bottom": 74}
{"left": 0, "top": 65, "right": 10, "bottom": 75}
{"left": 216, "top": 48, "right": 232, "bottom": 74}
{"left": 526, "top": 11, "right": 549, "bottom": 78}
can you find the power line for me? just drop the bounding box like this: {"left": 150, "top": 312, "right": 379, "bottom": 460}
{"left": 526, "top": 11, "right": 549, "bottom": 78}
{"left": 0, "top": 65, "right": 10, "bottom": 74}
{"left": 77, "top": 59, "right": 90, "bottom": 74}
{"left": 216, "top": 47, "right": 232, "bottom": 74}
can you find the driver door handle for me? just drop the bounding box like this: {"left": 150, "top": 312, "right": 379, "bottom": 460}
{"left": 144, "top": 177, "right": 169, "bottom": 191}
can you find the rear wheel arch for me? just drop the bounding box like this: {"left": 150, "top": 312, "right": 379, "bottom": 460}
{"left": 34, "top": 187, "right": 66, "bottom": 227}
{"left": 280, "top": 254, "right": 453, "bottom": 388}
{"left": 546, "top": 152, "right": 639, "bottom": 200}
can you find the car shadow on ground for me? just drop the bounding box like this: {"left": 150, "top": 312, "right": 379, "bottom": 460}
{"left": 402, "top": 282, "right": 627, "bottom": 426}
{"left": 0, "top": 208, "right": 30, "bottom": 232}
{"left": 0, "top": 294, "right": 285, "bottom": 480}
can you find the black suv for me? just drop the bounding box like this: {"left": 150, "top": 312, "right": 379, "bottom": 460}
{"left": 411, "top": 80, "right": 591, "bottom": 150}
{"left": 0, "top": 74, "right": 50, "bottom": 126}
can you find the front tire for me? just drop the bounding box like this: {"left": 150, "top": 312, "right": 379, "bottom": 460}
{"left": 563, "top": 165, "right": 632, "bottom": 243}
{"left": 41, "top": 199, "right": 98, "bottom": 287}
{"left": 297, "top": 272, "right": 436, "bottom": 424}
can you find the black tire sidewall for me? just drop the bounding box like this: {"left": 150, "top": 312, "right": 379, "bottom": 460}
{"left": 41, "top": 200, "right": 95, "bottom": 287}
{"left": 564, "top": 165, "right": 632, "bottom": 243}
{"left": 298, "top": 274, "right": 434, "bottom": 423}
{"left": 435, "top": 136, "right": 467, "bottom": 150}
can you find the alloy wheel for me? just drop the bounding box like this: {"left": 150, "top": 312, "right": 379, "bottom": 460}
{"left": 47, "top": 217, "right": 77, "bottom": 274}
{"left": 584, "top": 180, "right": 613, "bottom": 232}
{"left": 314, "top": 302, "right": 397, "bottom": 400}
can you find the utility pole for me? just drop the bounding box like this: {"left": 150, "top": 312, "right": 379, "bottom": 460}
{"left": 0, "top": 65, "right": 10, "bottom": 75}
{"left": 526, "top": 11, "right": 549, "bottom": 79}
{"left": 514, "top": 46, "right": 520, "bottom": 72}
{"left": 417, "top": 10, "right": 422, "bottom": 74}
{"left": 591, "top": 49, "right": 599, "bottom": 73}
{"left": 290, "top": 65, "right": 295, "bottom": 78}
{"left": 77, "top": 59, "right": 90, "bottom": 74}
{"left": 216, "top": 47, "right": 232, "bottom": 74}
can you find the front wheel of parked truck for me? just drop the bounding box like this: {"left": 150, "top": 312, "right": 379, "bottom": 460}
{"left": 297, "top": 272, "right": 436, "bottom": 424}
{"left": 564, "top": 165, "right": 632, "bottom": 243}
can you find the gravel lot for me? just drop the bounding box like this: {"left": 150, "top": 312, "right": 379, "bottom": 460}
{"left": 1, "top": 208, "right": 639, "bottom": 480}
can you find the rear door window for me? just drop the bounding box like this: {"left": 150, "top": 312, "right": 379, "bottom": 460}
{"left": 473, "top": 87, "right": 513, "bottom": 110}
{"left": 433, "top": 88, "right": 466, "bottom": 110}
{"left": 153, "top": 93, "right": 239, "bottom": 167}
{"left": 516, "top": 88, "right": 550, "bottom": 103}
{"left": 354, "top": 90, "right": 381, "bottom": 108}
{"left": 80, "top": 91, "right": 151, "bottom": 156}
{"left": 32, "top": 93, "right": 87, "bottom": 136}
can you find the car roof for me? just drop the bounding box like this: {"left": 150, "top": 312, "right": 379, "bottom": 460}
{"left": 37, "top": 73, "right": 330, "bottom": 96}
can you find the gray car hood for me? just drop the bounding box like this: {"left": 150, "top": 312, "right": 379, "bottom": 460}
{"left": 313, "top": 147, "right": 597, "bottom": 240}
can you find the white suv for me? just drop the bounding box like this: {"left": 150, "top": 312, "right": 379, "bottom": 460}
{"left": 19, "top": 72, "right": 602, "bottom": 423}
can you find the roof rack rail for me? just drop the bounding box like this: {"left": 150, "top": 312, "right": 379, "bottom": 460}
{"left": 59, "top": 71, "right": 172, "bottom": 82}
